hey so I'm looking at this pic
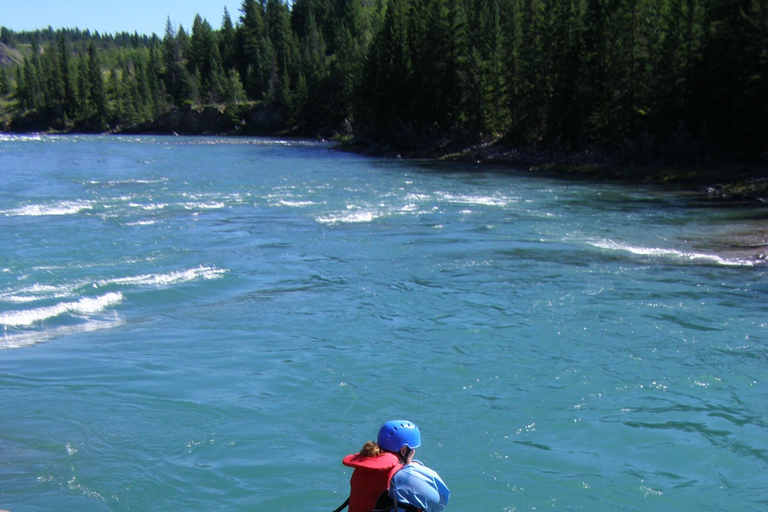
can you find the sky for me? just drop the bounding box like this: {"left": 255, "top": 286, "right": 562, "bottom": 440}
{"left": 1, "top": 0, "right": 246, "bottom": 37}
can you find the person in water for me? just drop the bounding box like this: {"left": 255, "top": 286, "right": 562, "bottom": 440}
{"left": 339, "top": 420, "right": 449, "bottom": 512}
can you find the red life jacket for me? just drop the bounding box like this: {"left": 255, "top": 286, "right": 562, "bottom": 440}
{"left": 342, "top": 452, "right": 402, "bottom": 512}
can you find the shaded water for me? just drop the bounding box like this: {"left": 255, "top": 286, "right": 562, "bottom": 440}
{"left": 1, "top": 135, "right": 766, "bottom": 512}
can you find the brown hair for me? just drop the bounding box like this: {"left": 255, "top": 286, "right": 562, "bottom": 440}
{"left": 359, "top": 441, "right": 384, "bottom": 457}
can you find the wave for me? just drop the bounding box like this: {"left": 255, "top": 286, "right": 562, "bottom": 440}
{"left": 313, "top": 190, "right": 519, "bottom": 225}
{"left": 0, "top": 316, "right": 124, "bottom": 349}
{"left": 106, "top": 135, "right": 331, "bottom": 148}
{"left": 96, "top": 266, "right": 227, "bottom": 287}
{"left": 89, "top": 178, "right": 168, "bottom": 186}
{"left": 276, "top": 200, "right": 317, "bottom": 207}
{"left": 0, "top": 292, "right": 123, "bottom": 327}
{"left": 590, "top": 240, "right": 762, "bottom": 267}
{"left": 436, "top": 191, "right": 517, "bottom": 207}
{"left": 183, "top": 201, "right": 225, "bottom": 210}
{"left": 1, "top": 266, "right": 227, "bottom": 305}
{"left": 316, "top": 210, "right": 382, "bottom": 224}
{"left": 0, "top": 283, "right": 78, "bottom": 303}
{"left": 0, "top": 266, "right": 226, "bottom": 348}
{"left": 2, "top": 200, "right": 93, "bottom": 217}
{"left": 0, "top": 134, "right": 44, "bottom": 142}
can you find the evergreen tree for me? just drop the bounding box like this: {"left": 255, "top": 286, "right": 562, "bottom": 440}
{"left": 653, "top": 0, "right": 702, "bottom": 132}
{"left": 296, "top": 9, "right": 333, "bottom": 127}
{"left": 108, "top": 67, "right": 124, "bottom": 121}
{"left": 408, "top": 0, "right": 451, "bottom": 130}
{"left": 17, "top": 61, "right": 29, "bottom": 109}
{"left": 692, "top": 0, "right": 768, "bottom": 156}
{"left": 220, "top": 7, "right": 238, "bottom": 73}
{"left": 87, "top": 41, "right": 108, "bottom": 129}
{"left": 357, "top": 0, "right": 412, "bottom": 136}
{"left": 0, "top": 68, "right": 8, "bottom": 97}
{"left": 21, "top": 57, "right": 40, "bottom": 109}
{"left": 59, "top": 35, "right": 78, "bottom": 118}
{"left": 223, "top": 67, "right": 247, "bottom": 105}
{"left": 133, "top": 50, "right": 151, "bottom": 119}
{"left": 266, "top": 0, "right": 300, "bottom": 96}
{"left": 147, "top": 38, "right": 167, "bottom": 116}
{"left": 545, "top": 0, "right": 584, "bottom": 147}
{"left": 580, "top": 0, "right": 612, "bottom": 141}
{"left": 190, "top": 14, "right": 225, "bottom": 103}
{"left": 514, "top": 0, "right": 548, "bottom": 142}
{"left": 163, "top": 17, "right": 195, "bottom": 107}
{"left": 328, "top": 26, "right": 361, "bottom": 129}
{"left": 76, "top": 55, "right": 89, "bottom": 119}
{"left": 238, "top": 0, "right": 268, "bottom": 99}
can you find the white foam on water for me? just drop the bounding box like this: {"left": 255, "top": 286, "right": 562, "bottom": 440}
{"left": 0, "top": 134, "right": 43, "bottom": 142}
{"left": 97, "top": 266, "right": 227, "bottom": 287}
{"left": 278, "top": 200, "right": 316, "bottom": 207}
{"left": 0, "top": 316, "right": 124, "bottom": 349}
{"left": 0, "top": 283, "right": 77, "bottom": 304}
{"left": 436, "top": 191, "right": 516, "bottom": 207}
{"left": 184, "top": 201, "right": 226, "bottom": 210}
{"left": 316, "top": 210, "right": 381, "bottom": 224}
{"left": 129, "top": 202, "right": 169, "bottom": 211}
{"left": 1, "top": 267, "right": 226, "bottom": 306}
{"left": 3, "top": 200, "right": 93, "bottom": 217}
{"left": 590, "top": 240, "right": 760, "bottom": 267}
{"left": 0, "top": 292, "right": 123, "bottom": 327}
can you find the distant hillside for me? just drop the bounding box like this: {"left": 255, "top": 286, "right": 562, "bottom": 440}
{"left": 0, "top": 43, "right": 23, "bottom": 67}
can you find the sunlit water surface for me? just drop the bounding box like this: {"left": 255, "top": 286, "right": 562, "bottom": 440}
{"left": 1, "top": 135, "right": 766, "bottom": 512}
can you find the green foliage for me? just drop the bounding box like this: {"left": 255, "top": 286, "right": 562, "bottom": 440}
{"left": 0, "top": 0, "right": 765, "bottom": 158}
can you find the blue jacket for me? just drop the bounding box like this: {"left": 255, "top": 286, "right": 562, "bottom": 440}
{"left": 389, "top": 463, "right": 450, "bottom": 512}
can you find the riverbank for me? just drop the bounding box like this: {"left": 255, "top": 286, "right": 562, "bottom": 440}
{"left": 340, "top": 137, "right": 768, "bottom": 204}
{"left": 3, "top": 106, "right": 767, "bottom": 204}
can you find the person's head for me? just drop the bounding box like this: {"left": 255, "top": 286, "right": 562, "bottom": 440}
{"left": 377, "top": 420, "right": 421, "bottom": 463}
{"left": 359, "top": 440, "right": 384, "bottom": 457}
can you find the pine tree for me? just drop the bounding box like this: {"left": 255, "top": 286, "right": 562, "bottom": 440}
{"left": 163, "top": 17, "right": 195, "bottom": 107}
{"left": 190, "top": 15, "right": 225, "bottom": 103}
{"left": 108, "top": 67, "right": 123, "bottom": 121}
{"left": 239, "top": 0, "right": 268, "bottom": 99}
{"left": 0, "top": 68, "right": 8, "bottom": 97}
{"left": 357, "top": 0, "right": 412, "bottom": 136}
{"left": 545, "top": 0, "right": 584, "bottom": 147}
{"left": 17, "top": 61, "right": 29, "bottom": 109}
{"left": 580, "top": 0, "right": 612, "bottom": 141}
{"left": 87, "top": 41, "right": 108, "bottom": 129}
{"left": 20, "top": 57, "right": 39, "bottom": 109}
{"left": 223, "top": 67, "right": 247, "bottom": 105}
{"left": 689, "top": 0, "right": 768, "bottom": 156}
{"left": 409, "top": 0, "right": 450, "bottom": 130}
{"left": 147, "top": 39, "right": 167, "bottom": 116}
{"left": 445, "top": 0, "right": 470, "bottom": 130}
{"left": 514, "top": 0, "right": 548, "bottom": 142}
{"left": 59, "top": 35, "right": 78, "bottom": 119}
{"left": 220, "top": 7, "right": 238, "bottom": 73}
{"left": 266, "top": 0, "right": 300, "bottom": 96}
{"left": 77, "top": 55, "right": 90, "bottom": 119}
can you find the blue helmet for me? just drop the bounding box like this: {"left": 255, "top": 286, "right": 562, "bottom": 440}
{"left": 377, "top": 420, "right": 421, "bottom": 452}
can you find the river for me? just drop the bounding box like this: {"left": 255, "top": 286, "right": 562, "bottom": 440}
{"left": 1, "top": 135, "right": 766, "bottom": 512}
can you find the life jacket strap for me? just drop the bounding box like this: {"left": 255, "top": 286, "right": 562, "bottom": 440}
{"left": 333, "top": 497, "right": 350, "bottom": 512}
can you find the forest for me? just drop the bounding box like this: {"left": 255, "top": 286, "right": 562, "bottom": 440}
{"left": 0, "top": 0, "right": 766, "bottom": 161}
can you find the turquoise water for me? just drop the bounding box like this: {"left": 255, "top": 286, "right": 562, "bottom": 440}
{"left": 1, "top": 135, "right": 766, "bottom": 512}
